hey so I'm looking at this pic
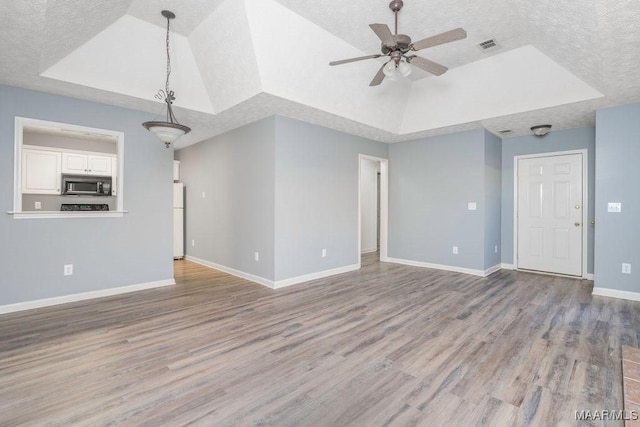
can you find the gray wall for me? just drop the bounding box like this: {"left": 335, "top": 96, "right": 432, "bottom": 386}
{"left": 388, "top": 129, "right": 488, "bottom": 271}
{"left": 274, "top": 116, "right": 388, "bottom": 281}
{"left": 484, "top": 130, "right": 502, "bottom": 269}
{"left": 0, "top": 85, "right": 174, "bottom": 305}
{"left": 175, "top": 117, "right": 276, "bottom": 281}
{"left": 500, "top": 127, "right": 596, "bottom": 273}
{"left": 594, "top": 102, "right": 640, "bottom": 292}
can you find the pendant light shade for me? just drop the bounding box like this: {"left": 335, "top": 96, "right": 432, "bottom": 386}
{"left": 142, "top": 10, "right": 191, "bottom": 148}
{"left": 142, "top": 121, "right": 191, "bottom": 145}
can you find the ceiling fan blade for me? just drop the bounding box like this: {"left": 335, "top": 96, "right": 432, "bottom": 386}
{"left": 407, "top": 56, "right": 448, "bottom": 76}
{"left": 410, "top": 28, "right": 467, "bottom": 51}
{"left": 369, "top": 64, "right": 386, "bottom": 86}
{"left": 369, "top": 23, "right": 396, "bottom": 47}
{"left": 329, "top": 54, "right": 381, "bottom": 66}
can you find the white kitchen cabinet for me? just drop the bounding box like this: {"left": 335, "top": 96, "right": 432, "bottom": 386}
{"left": 62, "top": 152, "right": 113, "bottom": 176}
{"left": 22, "top": 149, "right": 62, "bottom": 194}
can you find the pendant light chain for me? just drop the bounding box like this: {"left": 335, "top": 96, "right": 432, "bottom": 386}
{"left": 165, "top": 15, "right": 171, "bottom": 102}
{"left": 164, "top": 14, "right": 177, "bottom": 124}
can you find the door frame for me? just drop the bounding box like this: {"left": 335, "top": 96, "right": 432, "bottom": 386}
{"left": 513, "top": 149, "right": 588, "bottom": 278}
{"left": 358, "top": 154, "right": 389, "bottom": 267}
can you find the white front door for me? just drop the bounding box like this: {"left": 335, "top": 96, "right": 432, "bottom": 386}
{"left": 517, "top": 153, "right": 583, "bottom": 276}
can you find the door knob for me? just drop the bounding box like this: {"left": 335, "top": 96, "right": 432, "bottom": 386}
{"left": 575, "top": 222, "right": 581, "bottom": 226}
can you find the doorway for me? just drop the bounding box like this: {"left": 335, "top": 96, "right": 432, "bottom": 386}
{"left": 358, "top": 155, "right": 388, "bottom": 267}
{"left": 514, "top": 150, "right": 587, "bottom": 277}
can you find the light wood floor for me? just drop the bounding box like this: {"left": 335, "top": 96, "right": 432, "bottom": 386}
{"left": 1, "top": 254, "right": 639, "bottom": 426}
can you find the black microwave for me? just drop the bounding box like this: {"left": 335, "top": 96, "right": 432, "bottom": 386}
{"left": 62, "top": 174, "right": 112, "bottom": 196}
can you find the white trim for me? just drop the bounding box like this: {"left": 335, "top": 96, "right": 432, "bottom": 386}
{"left": 484, "top": 264, "right": 502, "bottom": 276}
{"left": 358, "top": 155, "right": 389, "bottom": 267}
{"left": 0, "top": 279, "right": 175, "bottom": 315}
{"left": 592, "top": 287, "right": 640, "bottom": 302}
{"left": 501, "top": 263, "right": 515, "bottom": 270}
{"left": 13, "top": 116, "right": 125, "bottom": 216}
{"left": 513, "top": 149, "right": 589, "bottom": 279}
{"left": 8, "top": 211, "right": 127, "bottom": 219}
{"left": 185, "top": 256, "right": 361, "bottom": 290}
{"left": 361, "top": 248, "right": 377, "bottom": 254}
{"left": 274, "top": 264, "right": 360, "bottom": 289}
{"left": 585, "top": 273, "right": 594, "bottom": 280}
{"left": 388, "top": 257, "right": 488, "bottom": 277}
{"left": 185, "top": 255, "right": 275, "bottom": 289}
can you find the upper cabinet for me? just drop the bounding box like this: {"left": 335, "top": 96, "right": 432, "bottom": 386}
{"left": 62, "top": 152, "right": 113, "bottom": 176}
{"left": 22, "top": 149, "right": 62, "bottom": 194}
{"left": 22, "top": 146, "right": 117, "bottom": 195}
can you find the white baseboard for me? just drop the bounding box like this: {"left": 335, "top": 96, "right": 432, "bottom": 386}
{"left": 592, "top": 287, "right": 640, "bottom": 302}
{"left": 185, "top": 256, "right": 360, "bottom": 290}
{"left": 0, "top": 278, "right": 175, "bottom": 315}
{"left": 484, "top": 264, "right": 502, "bottom": 276}
{"left": 185, "top": 256, "right": 275, "bottom": 289}
{"left": 274, "top": 264, "right": 360, "bottom": 289}
{"left": 501, "top": 263, "right": 515, "bottom": 270}
{"left": 360, "top": 248, "right": 377, "bottom": 254}
{"left": 387, "top": 257, "right": 488, "bottom": 277}
{"left": 585, "top": 273, "right": 594, "bottom": 280}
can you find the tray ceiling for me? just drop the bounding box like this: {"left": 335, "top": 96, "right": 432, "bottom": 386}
{"left": 1, "top": 0, "right": 638, "bottom": 148}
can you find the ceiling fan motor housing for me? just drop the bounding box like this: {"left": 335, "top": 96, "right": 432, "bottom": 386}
{"left": 381, "top": 34, "right": 412, "bottom": 53}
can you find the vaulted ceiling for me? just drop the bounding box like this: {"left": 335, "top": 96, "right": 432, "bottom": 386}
{"left": 2, "top": 0, "right": 639, "bottom": 148}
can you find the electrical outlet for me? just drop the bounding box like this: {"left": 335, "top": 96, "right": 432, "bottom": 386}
{"left": 191, "top": 239, "right": 195, "bottom": 247}
{"left": 64, "top": 264, "right": 73, "bottom": 276}
{"left": 321, "top": 249, "right": 327, "bottom": 258}
{"left": 608, "top": 202, "right": 621, "bottom": 213}
{"left": 467, "top": 202, "right": 477, "bottom": 211}
{"left": 494, "top": 245, "right": 498, "bottom": 253}
{"left": 452, "top": 246, "right": 459, "bottom": 255}
{"left": 254, "top": 252, "right": 259, "bottom": 261}
{"left": 622, "top": 263, "right": 631, "bottom": 274}
{"left": 34, "top": 201, "right": 41, "bottom": 210}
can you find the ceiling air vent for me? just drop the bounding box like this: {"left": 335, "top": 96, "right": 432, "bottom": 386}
{"left": 477, "top": 38, "right": 500, "bottom": 52}
{"left": 498, "top": 129, "right": 513, "bottom": 136}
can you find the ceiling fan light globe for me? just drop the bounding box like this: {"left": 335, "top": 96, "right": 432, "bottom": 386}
{"left": 383, "top": 61, "right": 397, "bottom": 77}
{"left": 398, "top": 61, "right": 412, "bottom": 77}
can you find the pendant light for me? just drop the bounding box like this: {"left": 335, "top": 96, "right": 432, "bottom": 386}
{"left": 142, "top": 10, "right": 191, "bottom": 148}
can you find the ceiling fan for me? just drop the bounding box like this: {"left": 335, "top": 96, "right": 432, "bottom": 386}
{"left": 329, "top": 0, "right": 467, "bottom": 86}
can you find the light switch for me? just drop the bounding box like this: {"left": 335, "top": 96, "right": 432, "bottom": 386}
{"left": 608, "top": 202, "right": 621, "bottom": 213}
{"left": 467, "top": 202, "right": 477, "bottom": 211}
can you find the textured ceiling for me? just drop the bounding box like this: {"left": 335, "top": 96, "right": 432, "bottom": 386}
{"left": 1, "top": 0, "right": 639, "bottom": 148}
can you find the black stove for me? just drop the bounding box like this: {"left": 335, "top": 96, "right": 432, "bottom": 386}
{"left": 61, "top": 204, "right": 109, "bottom": 211}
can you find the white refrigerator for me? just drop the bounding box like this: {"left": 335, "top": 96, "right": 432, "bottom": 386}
{"left": 173, "top": 183, "right": 184, "bottom": 259}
